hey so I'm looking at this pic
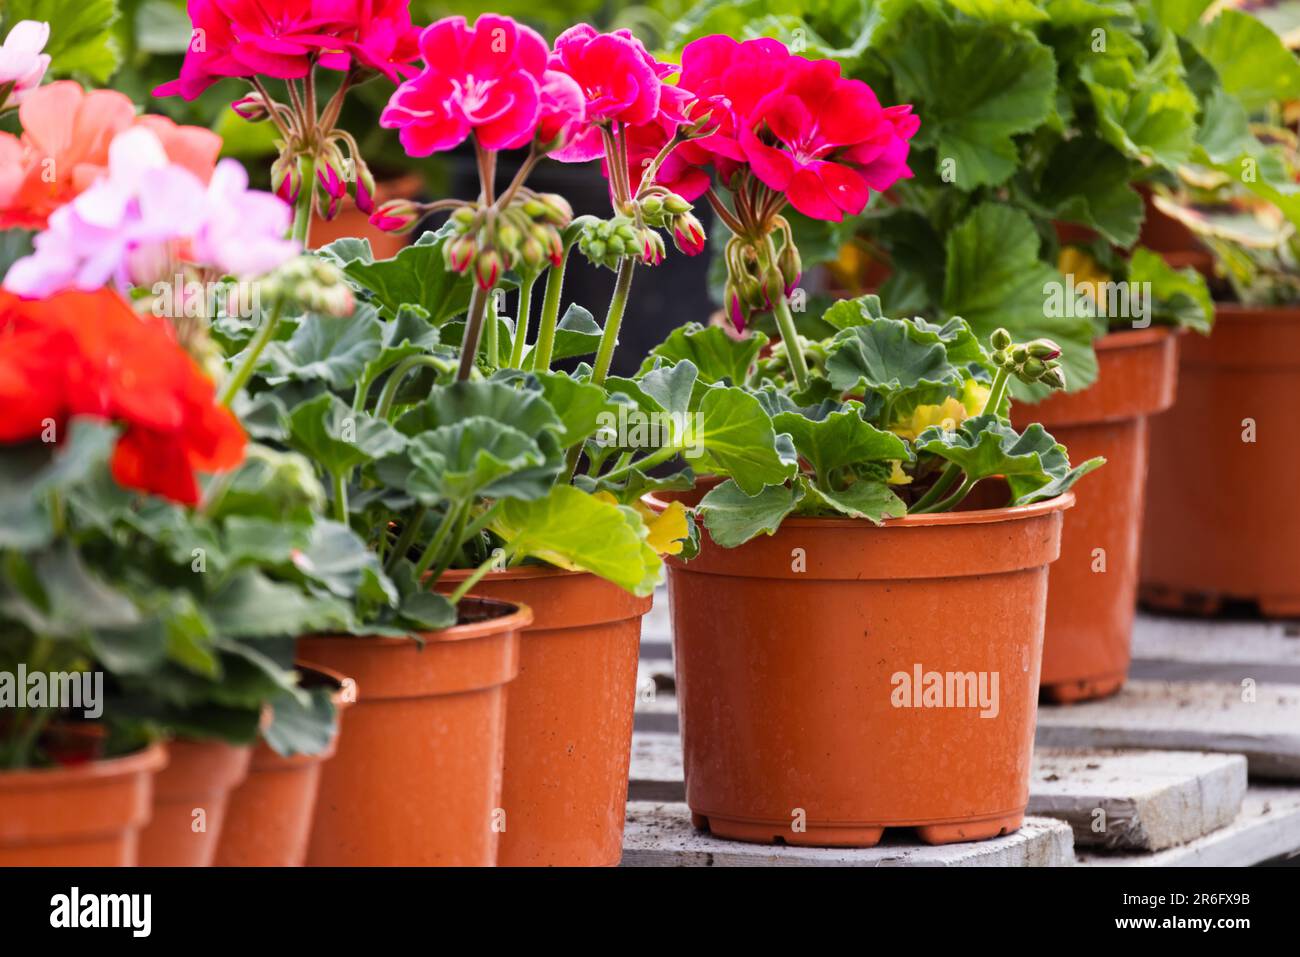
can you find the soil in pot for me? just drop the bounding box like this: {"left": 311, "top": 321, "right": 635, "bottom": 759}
{"left": 137, "top": 738, "right": 252, "bottom": 867}
{"left": 649, "top": 488, "right": 1073, "bottom": 848}
{"left": 298, "top": 597, "right": 529, "bottom": 866}
{"left": 1012, "top": 327, "right": 1179, "bottom": 702}
{"left": 1142, "top": 304, "right": 1300, "bottom": 618}
{"left": 0, "top": 739, "right": 166, "bottom": 866}
{"left": 213, "top": 663, "right": 355, "bottom": 867}
{"left": 437, "top": 567, "right": 650, "bottom": 867}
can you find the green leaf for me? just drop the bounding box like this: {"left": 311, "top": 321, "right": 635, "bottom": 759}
{"left": 0, "top": 419, "right": 117, "bottom": 549}
{"left": 1190, "top": 8, "right": 1300, "bottom": 112}
{"left": 287, "top": 394, "right": 406, "bottom": 476}
{"left": 1079, "top": 30, "right": 1198, "bottom": 171}
{"left": 640, "top": 323, "right": 767, "bottom": 385}
{"left": 394, "top": 379, "right": 563, "bottom": 441}
{"left": 942, "top": 203, "right": 1098, "bottom": 392}
{"left": 522, "top": 304, "right": 605, "bottom": 368}
{"left": 221, "top": 516, "right": 311, "bottom": 567}
{"left": 1029, "top": 136, "right": 1144, "bottom": 247}
{"left": 883, "top": 6, "right": 1056, "bottom": 189}
{"left": 821, "top": 294, "right": 886, "bottom": 331}
{"left": 378, "top": 418, "right": 552, "bottom": 505}
{"left": 687, "top": 385, "right": 798, "bottom": 495}
{"left": 773, "top": 402, "right": 911, "bottom": 481}
{"left": 258, "top": 308, "right": 385, "bottom": 390}
{"left": 825, "top": 317, "right": 962, "bottom": 397}
{"left": 490, "top": 485, "right": 662, "bottom": 596}
{"left": 529, "top": 371, "right": 615, "bottom": 449}
{"left": 0, "top": 542, "right": 140, "bottom": 639}
{"left": 795, "top": 476, "right": 907, "bottom": 523}
{"left": 1128, "top": 246, "right": 1212, "bottom": 333}
{"left": 290, "top": 519, "right": 398, "bottom": 608}
{"left": 206, "top": 570, "right": 345, "bottom": 638}
{"left": 263, "top": 684, "right": 337, "bottom": 758}
{"left": 4, "top": 0, "right": 120, "bottom": 81}
{"left": 696, "top": 480, "right": 800, "bottom": 548}
{"left": 318, "top": 230, "right": 472, "bottom": 324}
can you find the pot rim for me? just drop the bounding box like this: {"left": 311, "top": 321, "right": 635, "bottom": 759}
{"left": 294, "top": 660, "right": 356, "bottom": 709}
{"left": 1213, "top": 301, "right": 1300, "bottom": 322}
{"left": 438, "top": 564, "right": 584, "bottom": 583}
{"left": 302, "top": 596, "right": 533, "bottom": 647}
{"left": 646, "top": 490, "right": 1075, "bottom": 528}
{"left": 1093, "top": 325, "right": 1182, "bottom": 351}
{"left": 0, "top": 739, "right": 166, "bottom": 791}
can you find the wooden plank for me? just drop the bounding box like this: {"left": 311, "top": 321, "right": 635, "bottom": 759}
{"left": 1076, "top": 786, "right": 1300, "bottom": 867}
{"left": 630, "top": 734, "right": 1248, "bottom": 851}
{"left": 620, "top": 801, "right": 1075, "bottom": 867}
{"left": 1029, "top": 749, "right": 1246, "bottom": 850}
{"left": 1036, "top": 680, "right": 1300, "bottom": 780}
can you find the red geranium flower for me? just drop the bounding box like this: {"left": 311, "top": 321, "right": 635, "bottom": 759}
{"left": 0, "top": 288, "right": 246, "bottom": 505}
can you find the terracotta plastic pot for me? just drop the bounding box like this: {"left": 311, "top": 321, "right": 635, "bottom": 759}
{"left": 0, "top": 742, "right": 166, "bottom": 866}
{"left": 648, "top": 490, "right": 1073, "bottom": 847}
{"left": 137, "top": 738, "right": 252, "bottom": 866}
{"left": 1142, "top": 305, "right": 1300, "bottom": 617}
{"left": 213, "top": 663, "right": 355, "bottom": 867}
{"left": 299, "top": 597, "right": 529, "bottom": 866}
{"left": 1012, "top": 328, "right": 1179, "bottom": 702}
{"left": 437, "top": 567, "right": 650, "bottom": 866}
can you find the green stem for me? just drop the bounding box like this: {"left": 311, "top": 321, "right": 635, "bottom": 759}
{"left": 450, "top": 546, "right": 516, "bottom": 604}
{"left": 384, "top": 506, "right": 426, "bottom": 572}
{"left": 456, "top": 284, "right": 490, "bottom": 380}
{"left": 914, "top": 475, "right": 977, "bottom": 515}
{"left": 600, "top": 444, "right": 679, "bottom": 483}
{"left": 292, "top": 154, "right": 316, "bottom": 247}
{"left": 592, "top": 257, "right": 636, "bottom": 386}
{"left": 508, "top": 273, "right": 538, "bottom": 369}
{"left": 413, "top": 502, "right": 467, "bottom": 580}
{"left": 331, "top": 472, "right": 348, "bottom": 524}
{"left": 532, "top": 254, "right": 569, "bottom": 372}
{"left": 909, "top": 466, "right": 961, "bottom": 513}
{"left": 759, "top": 234, "right": 809, "bottom": 392}
{"left": 218, "top": 298, "right": 285, "bottom": 407}
{"left": 375, "top": 355, "right": 456, "bottom": 421}
{"left": 909, "top": 367, "right": 1011, "bottom": 515}
{"left": 483, "top": 287, "right": 499, "bottom": 373}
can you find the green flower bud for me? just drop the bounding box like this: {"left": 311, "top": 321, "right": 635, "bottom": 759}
{"left": 1022, "top": 357, "right": 1046, "bottom": 379}
{"left": 663, "top": 193, "right": 692, "bottom": 215}
{"left": 991, "top": 328, "right": 1012, "bottom": 351}
{"left": 1027, "top": 338, "right": 1063, "bottom": 360}
{"left": 1039, "top": 366, "right": 1067, "bottom": 391}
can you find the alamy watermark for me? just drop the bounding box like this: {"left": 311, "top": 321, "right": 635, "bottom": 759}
{"left": 0, "top": 666, "right": 103, "bottom": 719}
{"left": 1044, "top": 274, "right": 1151, "bottom": 328}
{"left": 890, "top": 663, "right": 1000, "bottom": 718}
{"left": 593, "top": 406, "right": 705, "bottom": 458}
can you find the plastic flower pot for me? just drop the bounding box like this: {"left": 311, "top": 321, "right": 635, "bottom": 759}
{"left": 213, "top": 663, "right": 355, "bottom": 867}
{"left": 298, "top": 597, "right": 529, "bottom": 866}
{"left": 647, "top": 489, "right": 1072, "bottom": 847}
{"left": 137, "top": 738, "right": 252, "bottom": 867}
{"left": 437, "top": 567, "right": 650, "bottom": 867}
{"left": 1142, "top": 304, "right": 1300, "bottom": 617}
{"left": 0, "top": 741, "right": 166, "bottom": 866}
{"left": 1012, "top": 328, "right": 1179, "bottom": 702}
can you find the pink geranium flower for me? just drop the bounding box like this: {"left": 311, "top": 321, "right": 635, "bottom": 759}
{"left": 154, "top": 0, "right": 420, "bottom": 100}
{"left": 536, "top": 69, "right": 586, "bottom": 150}
{"left": 548, "top": 24, "right": 683, "bottom": 163}
{"left": 4, "top": 128, "right": 296, "bottom": 298}
{"left": 0, "top": 20, "right": 51, "bottom": 109}
{"left": 380, "top": 14, "right": 549, "bottom": 156}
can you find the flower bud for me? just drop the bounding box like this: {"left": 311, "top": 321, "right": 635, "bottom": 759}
{"left": 1022, "top": 357, "right": 1046, "bottom": 379}
{"left": 1039, "top": 366, "right": 1067, "bottom": 391}
{"left": 1012, "top": 344, "right": 1028, "bottom": 364}
{"left": 777, "top": 240, "right": 801, "bottom": 294}
{"left": 520, "top": 236, "right": 546, "bottom": 270}
{"left": 641, "top": 194, "right": 664, "bottom": 218}
{"left": 370, "top": 198, "right": 420, "bottom": 234}
{"left": 354, "top": 161, "right": 377, "bottom": 215}
{"left": 231, "top": 94, "right": 271, "bottom": 122}
{"left": 450, "top": 205, "right": 477, "bottom": 231}
{"left": 272, "top": 158, "right": 301, "bottom": 205}
{"left": 445, "top": 234, "right": 477, "bottom": 274}
{"left": 1027, "top": 338, "right": 1062, "bottom": 360}
{"left": 672, "top": 212, "right": 706, "bottom": 256}
{"left": 663, "top": 193, "right": 692, "bottom": 216}
{"left": 475, "top": 248, "right": 503, "bottom": 290}
{"left": 725, "top": 281, "right": 747, "bottom": 333}
{"left": 991, "top": 328, "right": 1012, "bottom": 351}
{"left": 534, "top": 192, "right": 573, "bottom": 226}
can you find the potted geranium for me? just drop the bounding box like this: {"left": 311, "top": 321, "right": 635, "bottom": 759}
{"left": 1139, "top": 160, "right": 1300, "bottom": 618}
{"left": 678, "top": 1, "right": 1300, "bottom": 702}
{"left": 625, "top": 33, "right": 1100, "bottom": 847}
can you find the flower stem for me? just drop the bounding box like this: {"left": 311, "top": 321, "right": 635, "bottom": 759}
{"left": 375, "top": 354, "right": 457, "bottom": 420}
{"left": 331, "top": 471, "right": 348, "bottom": 524}
{"left": 218, "top": 298, "right": 285, "bottom": 406}
{"left": 483, "top": 285, "right": 499, "bottom": 372}
{"left": 456, "top": 284, "right": 490, "bottom": 381}
{"left": 291, "top": 153, "right": 316, "bottom": 247}
{"left": 592, "top": 257, "right": 636, "bottom": 386}
{"left": 385, "top": 506, "right": 426, "bottom": 572}
{"left": 508, "top": 273, "right": 537, "bottom": 369}
{"left": 532, "top": 253, "right": 570, "bottom": 372}
{"left": 450, "top": 546, "right": 515, "bottom": 604}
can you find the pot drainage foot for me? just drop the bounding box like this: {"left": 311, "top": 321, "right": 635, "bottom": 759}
{"left": 1138, "top": 584, "right": 1223, "bottom": 617}
{"left": 691, "top": 813, "right": 886, "bottom": 848}
{"left": 915, "top": 813, "right": 1024, "bottom": 846}
{"left": 1040, "top": 673, "right": 1125, "bottom": 705}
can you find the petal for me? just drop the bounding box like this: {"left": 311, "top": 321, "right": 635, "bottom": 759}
{"left": 816, "top": 161, "right": 871, "bottom": 215}
{"left": 786, "top": 166, "right": 843, "bottom": 221}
